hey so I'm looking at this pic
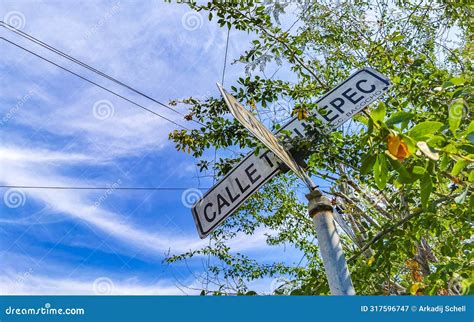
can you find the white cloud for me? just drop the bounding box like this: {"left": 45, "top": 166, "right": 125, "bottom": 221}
{"left": 0, "top": 271, "right": 196, "bottom": 295}
{"left": 0, "top": 0, "right": 300, "bottom": 295}
{"left": 0, "top": 146, "right": 101, "bottom": 164}
{"left": 0, "top": 146, "right": 279, "bottom": 257}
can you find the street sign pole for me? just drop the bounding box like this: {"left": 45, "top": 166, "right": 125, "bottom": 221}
{"left": 217, "top": 83, "right": 359, "bottom": 295}
{"left": 192, "top": 67, "right": 391, "bottom": 294}
{"left": 307, "top": 189, "right": 356, "bottom": 295}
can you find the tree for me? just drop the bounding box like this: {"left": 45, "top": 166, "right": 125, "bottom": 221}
{"left": 167, "top": 0, "right": 473, "bottom": 295}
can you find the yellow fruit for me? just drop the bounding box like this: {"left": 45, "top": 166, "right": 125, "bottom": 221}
{"left": 388, "top": 134, "right": 411, "bottom": 161}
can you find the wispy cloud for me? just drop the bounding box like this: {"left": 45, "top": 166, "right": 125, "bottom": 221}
{"left": 0, "top": 146, "right": 102, "bottom": 164}
{"left": 0, "top": 0, "right": 297, "bottom": 295}
{"left": 0, "top": 271, "right": 196, "bottom": 295}
{"left": 0, "top": 146, "right": 280, "bottom": 257}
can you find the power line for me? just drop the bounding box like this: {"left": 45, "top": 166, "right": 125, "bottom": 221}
{"left": 1, "top": 23, "right": 241, "bottom": 159}
{"left": 1, "top": 36, "right": 240, "bottom": 158}
{"left": 0, "top": 21, "right": 206, "bottom": 127}
{"left": 0, "top": 185, "right": 208, "bottom": 191}
{"left": 0, "top": 37, "right": 189, "bottom": 130}
{"left": 221, "top": 27, "right": 230, "bottom": 86}
{"left": 214, "top": 27, "right": 231, "bottom": 184}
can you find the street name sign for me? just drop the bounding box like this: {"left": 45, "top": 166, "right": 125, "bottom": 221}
{"left": 192, "top": 67, "right": 390, "bottom": 238}
{"left": 217, "top": 83, "right": 313, "bottom": 188}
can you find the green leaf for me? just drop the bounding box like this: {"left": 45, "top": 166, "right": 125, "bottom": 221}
{"left": 371, "top": 101, "right": 386, "bottom": 124}
{"left": 450, "top": 77, "right": 465, "bottom": 85}
{"left": 360, "top": 154, "right": 376, "bottom": 175}
{"left": 408, "top": 121, "right": 443, "bottom": 141}
{"left": 451, "top": 159, "right": 468, "bottom": 176}
{"left": 440, "top": 154, "right": 450, "bottom": 171}
{"left": 442, "top": 81, "right": 454, "bottom": 89}
{"left": 427, "top": 135, "right": 446, "bottom": 148}
{"left": 420, "top": 173, "right": 432, "bottom": 209}
{"left": 458, "top": 144, "right": 474, "bottom": 154}
{"left": 387, "top": 156, "right": 416, "bottom": 183}
{"left": 390, "top": 32, "right": 405, "bottom": 41}
{"left": 386, "top": 112, "right": 413, "bottom": 126}
{"left": 374, "top": 154, "right": 388, "bottom": 189}
{"left": 465, "top": 120, "right": 474, "bottom": 134}
{"left": 413, "top": 165, "right": 426, "bottom": 176}
{"left": 353, "top": 113, "right": 368, "bottom": 126}
{"left": 449, "top": 99, "right": 465, "bottom": 134}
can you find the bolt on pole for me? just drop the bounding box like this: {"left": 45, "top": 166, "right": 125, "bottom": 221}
{"left": 306, "top": 188, "right": 356, "bottom": 295}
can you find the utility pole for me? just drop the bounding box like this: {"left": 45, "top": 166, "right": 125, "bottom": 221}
{"left": 306, "top": 188, "right": 356, "bottom": 295}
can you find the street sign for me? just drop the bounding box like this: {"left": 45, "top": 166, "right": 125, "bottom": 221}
{"left": 217, "top": 83, "right": 313, "bottom": 188}
{"left": 192, "top": 67, "right": 390, "bottom": 238}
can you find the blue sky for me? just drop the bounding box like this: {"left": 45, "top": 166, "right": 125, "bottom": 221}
{"left": 0, "top": 0, "right": 308, "bottom": 294}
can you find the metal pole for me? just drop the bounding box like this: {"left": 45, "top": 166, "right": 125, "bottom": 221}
{"left": 306, "top": 188, "right": 356, "bottom": 295}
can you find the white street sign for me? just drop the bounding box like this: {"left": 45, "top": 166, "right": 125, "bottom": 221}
{"left": 217, "top": 83, "right": 313, "bottom": 187}
{"left": 192, "top": 67, "right": 390, "bottom": 238}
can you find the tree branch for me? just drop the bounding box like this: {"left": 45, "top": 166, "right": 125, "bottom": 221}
{"left": 348, "top": 196, "right": 452, "bottom": 263}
